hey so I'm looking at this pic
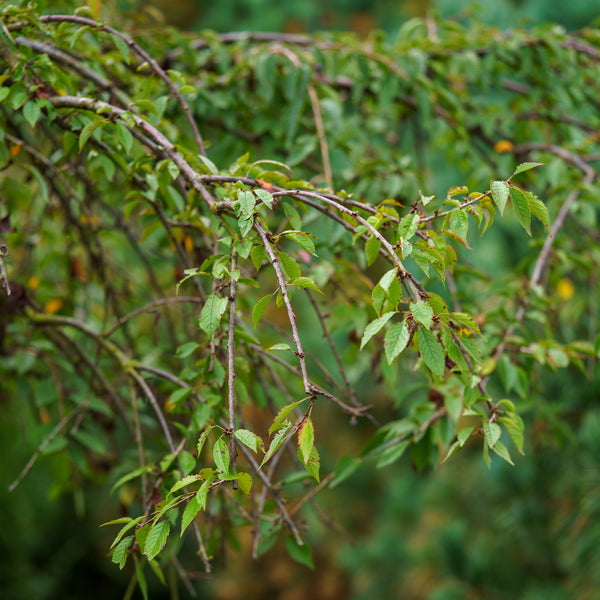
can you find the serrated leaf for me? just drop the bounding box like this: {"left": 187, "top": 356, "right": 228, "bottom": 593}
{"left": 491, "top": 439, "right": 514, "bottom": 465}
{"left": 260, "top": 423, "right": 293, "bottom": 467}
{"left": 180, "top": 495, "right": 202, "bottom": 536}
{"left": 237, "top": 190, "right": 255, "bottom": 218}
{"left": 109, "top": 517, "right": 145, "bottom": 550}
{"left": 526, "top": 191, "right": 551, "bottom": 233}
{"left": 420, "top": 191, "right": 435, "bottom": 206}
{"left": 490, "top": 180, "right": 509, "bottom": 216}
{"left": 397, "top": 213, "right": 420, "bottom": 240}
{"left": 360, "top": 311, "right": 396, "bottom": 350}
{"left": 483, "top": 421, "right": 502, "bottom": 448}
{"left": 252, "top": 293, "right": 273, "bottom": 328}
{"left": 167, "top": 474, "right": 202, "bottom": 498}
{"left": 384, "top": 321, "right": 410, "bottom": 364}
{"left": 499, "top": 414, "right": 525, "bottom": 454}
{"left": 254, "top": 188, "right": 273, "bottom": 209}
{"left": 176, "top": 342, "right": 200, "bottom": 358}
{"left": 196, "top": 426, "right": 213, "bottom": 457}
{"left": 199, "top": 295, "right": 229, "bottom": 336}
{"left": 509, "top": 186, "right": 532, "bottom": 235}
{"left": 234, "top": 429, "right": 264, "bottom": 453}
{"left": 301, "top": 445, "right": 320, "bottom": 482}
{"left": 167, "top": 386, "right": 193, "bottom": 408}
{"left": 448, "top": 210, "right": 469, "bottom": 241}
{"left": 417, "top": 328, "right": 445, "bottom": 377}
{"left": 195, "top": 478, "right": 211, "bottom": 509}
{"left": 298, "top": 418, "right": 315, "bottom": 464}
{"left": 411, "top": 301, "right": 433, "bottom": 329}
{"left": 268, "top": 399, "right": 306, "bottom": 436}
{"left": 512, "top": 162, "right": 543, "bottom": 177}
{"left": 281, "top": 230, "right": 317, "bottom": 254}
{"left": 268, "top": 343, "right": 292, "bottom": 351}
{"left": 288, "top": 276, "right": 323, "bottom": 293}
{"left": 365, "top": 235, "right": 381, "bottom": 266}
{"left": 279, "top": 252, "right": 302, "bottom": 279}
{"left": 144, "top": 521, "right": 170, "bottom": 562}
{"left": 450, "top": 312, "right": 483, "bottom": 337}
{"left": 112, "top": 535, "right": 134, "bottom": 569}
{"left": 213, "top": 438, "right": 230, "bottom": 474}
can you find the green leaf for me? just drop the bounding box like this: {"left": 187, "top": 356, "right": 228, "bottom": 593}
{"left": 199, "top": 295, "right": 229, "bottom": 336}
{"left": 252, "top": 293, "right": 273, "bottom": 328}
{"left": 298, "top": 418, "right": 315, "bottom": 464}
{"left": 450, "top": 312, "right": 483, "bottom": 337}
{"left": 288, "top": 276, "right": 323, "bottom": 293}
{"left": 499, "top": 414, "right": 525, "bottom": 454}
{"left": 135, "top": 560, "right": 148, "bottom": 600}
{"left": 195, "top": 477, "right": 212, "bottom": 509}
{"left": 116, "top": 121, "right": 133, "bottom": 154}
{"left": 196, "top": 426, "right": 213, "bottom": 457}
{"left": 397, "top": 213, "right": 420, "bottom": 241}
{"left": 111, "top": 465, "right": 154, "bottom": 493}
{"left": 483, "top": 421, "right": 502, "bottom": 448}
{"left": 260, "top": 423, "right": 293, "bottom": 467}
{"left": 490, "top": 180, "right": 509, "bottom": 216}
{"left": 376, "top": 440, "right": 409, "bottom": 468}
{"left": 281, "top": 230, "right": 317, "bottom": 255}
{"left": 268, "top": 399, "right": 306, "bottom": 436}
{"left": 254, "top": 188, "right": 274, "bottom": 209}
{"left": 213, "top": 438, "right": 230, "bottom": 474}
{"left": 378, "top": 268, "right": 397, "bottom": 293}
{"left": 180, "top": 495, "right": 202, "bottom": 536}
{"left": 268, "top": 343, "right": 292, "bottom": 351}
{"left": 285, "top": 536, "right": 314, "bottom": 569}
{"left": 360, "top": 311, "right": 396, "bottom": 350}
{"left": 384, "top": 320, "right": 411, "bottom": 364}
{"left": 111, "top": 535, "right": 134, "bottom": 569}
{"left": 509, "top": 186, "right": 532, "bottom": 235}
{"left": 365, "top": 235, "right": 381, "bottom": 266}
{"left": 79, "top": 118, "right": 105, "bottom": 151}
{"left": 491, "top": 439, "right": 514, "bottom": 465}
{"left": 236, "top": 472, "right": 253, "bottom": 494}
{"left": 237, "top": 189, "right": 255, "bottom": 218}
{"left": 448, "top": 210, "right": 469, "bottom": 241}
{"left": 167, "top": 474, "right": 201, "bottom": 498}
{"left": 198, "top": 154, "right": 219, "bottom": 175}
{"left": 108, "top": 516, "right": 145, "bottom": 550}
{"left": 417, "top": 328, "right": 445, "bottom": 377}
{"left": 279, "top": 252, "right": 302, "bottom": 279}
{"left": 234, "top": 429, "right": 264, "bottom": 453}
{"left": 301, "top": 445, "right": 320, "bottom": 482}
{"left": 167, "top": 386, "right": 193, "bottom": 409}
{"left": 23, "top": 101, "right": 41, "bottom": 128}
{"left": 512, "top": 162, "right": 543, "bottom": 177}
{"left": 410, "top": 301, "right": 433, "bottom": 329}
{"left": 526, "top": 191, "right": 551, "bottom": 233}
{"left": 144, "top": 521, "right": 170, "bottom": 562}
{"left": 251, "top": 244, "right": 267, "bottom": 270}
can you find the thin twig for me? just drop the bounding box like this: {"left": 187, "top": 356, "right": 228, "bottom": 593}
{"left": 227, "top": 252, "right": 238, "bottom": 489}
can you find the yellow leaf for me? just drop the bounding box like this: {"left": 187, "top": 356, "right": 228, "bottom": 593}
{"left": 494, "top": 140, "right": 514, "bottom": 154}
{"left": 44, "top": 298, "right": 63, "bottom": 314}
{"left": 556, "top": 278, "right": 574, "bottom": 300}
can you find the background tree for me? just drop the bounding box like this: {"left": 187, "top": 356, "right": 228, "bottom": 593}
{"left": 1, "top": 1, "right": 599, "bottom": 598}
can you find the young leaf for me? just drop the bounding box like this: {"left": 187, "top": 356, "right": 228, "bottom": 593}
{"left": 237, "top": 189, "right": 255, "bottom": 218}
{"left": 417, "top": 328, "right": 445, "bottom": 377}
{"left": 111, "top": 465, "right": 155, "bottom": 493}
{"left": 526, "top": 191, "right": 551, "bottom": 233}
{"left": 288, "top": 276, "right": 323, "bottom": 294}
{"left": 360, "top": 311, "right": 396, "bottom": 350}
{"left": 512, "top": 162, "right": 543, "bottom": 177}
{"left": 111, "top": 535, "right": 134, "bottom": 569}
{"left": 298, "top": 418, "right": 315, "bottom": 464}
{"left": 491, "top": 439, "right": 514, "bottom": 465}
{"left": 144, "top": 521, "right": 170, "bottom": 562}
{"left": 109, "top": 516, "right": 145, "bottom": 550}
{"left": 199, "top": 295, "right": 229, "bottom": 336}
{"left": 167, "top": 474, "right": 202, "bottom": 498}
{"left": 195, "top": 478, "right": 212, "bottom": 510}
{"left": 397, "top": 213, "right": 420, "bottom": 240}
{"left": 254, "top": 188, "right": 273, "bottom": 209}
{"left": 196, "top": 426, "right": 213, "bottom": 457}
{"left": 23, "top": 101, "right": 41, "bottom": 128}
{"left": 213, "top": 438, "right": 230, "bottom": 474}
{"left": 279, "top": 252, "right": 302, "bottom": 279}
{"left": 509, "top": 186, "right": 532, "bottom": 235}
{"left": 198, "top": 154, "right": 219, "bottom": 175}
{"left": 236, "top": 472, "right": 253, "bottom": 495}
{"left": 499, "top": 414, "right": 525, "bottom": 454}
{"left": 260, "top": 423, "right": 293, "bottom": 467}
{"left": 281, "top": 230, "right": 317, "bottom": 255}
{"left": 410, "top": 301, "right": 433, "bottom": 329}
{"left": 269, "top": 399, "right": 306, "bottom": 436}
{"left": 300, "top": 445, "right": 320, "bottom": 482}
{"left": 384, "top": 320, "right": 411, "bottom": 364}
{"left": 490, "top": 180, "right": 509, "bottom": 215}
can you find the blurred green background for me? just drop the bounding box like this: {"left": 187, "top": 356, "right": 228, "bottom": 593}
{"left": 2, "top": 1, "right": 600, "bottom": 599}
